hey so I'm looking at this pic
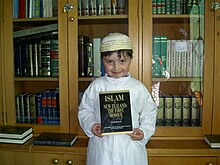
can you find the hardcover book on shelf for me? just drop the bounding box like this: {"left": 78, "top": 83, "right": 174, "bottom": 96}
{"left": 0, "top": 133, "right": 33, "bottom": 144}
{"left": 0, "top": 126, "right": 32, "bottom": 139}
{"left": 99, "top": 90, "right": 133, "bottom": 136}
{"left": 205, "top": 134, "right": 220, "bottom": 148}
{"left": 33, "top": 132, "right": 78, "bottom": 146}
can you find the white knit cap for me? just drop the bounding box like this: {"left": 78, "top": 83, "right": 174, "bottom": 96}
{"left": 100, "top": 33, "right": 132, "bottom": 52}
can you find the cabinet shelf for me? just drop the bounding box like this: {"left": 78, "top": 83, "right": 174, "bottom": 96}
{"left": 152, "top": 77, "right": 202, "bottom": 82}
{"left": 14, "top": 77, "right": 59, "bottom": 82}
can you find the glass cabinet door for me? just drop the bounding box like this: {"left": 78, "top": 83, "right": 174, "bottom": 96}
{"left": 143, "top": 0, "right": 214, "bottom": 138}
{"left": 3, "top": 0, "right": 69, "bottom": 133}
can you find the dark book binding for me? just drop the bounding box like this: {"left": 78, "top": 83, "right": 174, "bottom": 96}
{"left": 33, "top": 132, "right": 77, "bottom": 146}
{"left": 205, "top": 134, "right": 220, "bottom": 148}
{"left": 0, "top": 126, "right": 32, "bottom": 139}
{"left": 99, "top": 90, "right": 133, "bottom": 135}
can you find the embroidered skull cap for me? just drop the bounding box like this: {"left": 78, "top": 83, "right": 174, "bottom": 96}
{"left": 100, "top": 32, "right": 132, "bottom": 52}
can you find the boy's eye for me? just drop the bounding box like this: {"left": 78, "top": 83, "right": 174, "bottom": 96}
{"left": 107, "top": 61, "right": 114, "bottom": 64}
{"left": 120, "top": 60, "right": 127, "bottom": 63}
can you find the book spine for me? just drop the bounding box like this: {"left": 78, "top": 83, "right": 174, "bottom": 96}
{"left": 41, "top": 39, "right": 51, "bottom": 76}
{"left": 175, "top": 0, "right": 181, "bottom": 14}
{"left": 32, "top": 43, "right": 39, "bottom": 76}
{"left": 165, "top": 0, "right": 171, "bottom": 14}
{"left": 19, "top": 0, "right": 26, "bottom": 18}
{"left": 156, "top": 95, "right": 165, "bottom": 126}
{"left": 181, "top": 50, "right": 187, "bottom": 77}
{"left": 164, "top": 94, "right": 173, "bottom": 126}
{"left": 13, "top": 0, "right": 19, "bottom": 18}
{"left": 78, "top": 0, "right": 82, "bottom": 16}
{"left": 152, "top": 0, "right": 157, "bottom": 14}
{"left": 166, "top": 40, "right": 171, "bottom": 75}
{"left": 46, "top": 91, "right": 52, "bottom": 124}
{"left": 25, "top": 93, "right": 32, "bottom": 123}
{"left": 160, "top": 36, "right": 167, "bottom": 77}
{"left": 34, "top": 0, "right": 41, "bottom": 18}
{"left": 111, "top": 0, "right": 117, "bottom": 15}
{"left": 81, "top": 0, "right": 89, "bottom": 16}
{"left": 15, "top": 95, "right": 21, "bottom": 123}
{"left": 156, "top": 0, "right": 162, "bottom": 14}
{"left": 97, "top": 0, "right": 104, "bottom": 15}
{"left": 186, "top": 40, "right": 193, "bottom": 77}
{"left": 161, "top": 0, "right": 165, "bottom": 14}
{"left": 36, "top": 92, "right": 43, "bottom": 124}
{"left": 21, "top": 43, "right": 28, "bottom": 77}
{"left": 30, "top": 93, "right": 37, "bottom": 124}
{"left": 89, "top": 0, "right": 97, "bottom": 16}
{"left": 41, "top": 91, "right": 48, "bottom": 124}
{"left": 173, "top": 95, "right": 182, "bottom": 126}
{"left": 93, "top": 38, "right": 101, "bottom": 77}
{"left": 19, "top": 93, "right": 26, "bottom": 123}
{"left": 191, "top": 95, "right": 200, "bottom": 126}
{"left": 50, "top": 39, "right": 59, "bottom": 77}
{"left": 182, "top": 95, "right": 191, "bottom": 126}
{"left": 51, "top": 89, "right": 60, "bottom": 125}
{"left": 52, "top": 0, "right": 58, "bottom": 17}
{"left": 152, "top": 36, "right": 161, "bottom": 77}
{"left": 14, "top": 43, "right": 22, "bottom": 76}
{"left": 117, "top": 0, "right": 127, "bottom": 14}
{"left": 86, "top": 42, "right": 93, "bottom": 76}
{"left": 104, "top": 0, "right": 111, "bottom": 15}
{"left": 27, "top": 43, "right": 34, "bottom": 76}
{"left": 170, "top": 40, "right": 176, "bottom": 77}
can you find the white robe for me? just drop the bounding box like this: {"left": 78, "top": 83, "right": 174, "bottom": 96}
{"left": 78, "top": 74, "right": 157, "bottom": 165}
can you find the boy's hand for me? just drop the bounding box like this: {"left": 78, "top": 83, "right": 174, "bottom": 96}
{"left": 91, "top": 123, "right": 103, "bottom": 138}
{"left": 128, "top": 128, "right": 144, "bottom": 141}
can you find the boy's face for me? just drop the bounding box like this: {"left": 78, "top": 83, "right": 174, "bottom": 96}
{"left": 103, "top": 52, "right": 131, "bottom": 78}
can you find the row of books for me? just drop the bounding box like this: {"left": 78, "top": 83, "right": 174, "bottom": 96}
{"left": 156, "top": 93, "right": 202, "bottom": 126}
{"left": 14, "top": 33, "right": 59, "bottom": 77}
{"left": 15, "top": 89, "right": 60, "bottom": 125}
{"left": 152, "top": 37, "right": 203, "bottom": 78}
{"left": 152, "top": 0, "right": 201, "bottom": 15}
{"left": 13, "top": 0, "right": 58, "bottom": 19}
{"left": 78, "top": 0, "right": 127, "bottom": 16}
{"left": 0, "top": 126, "right": 33, "bottom": 144}
{"left": 78, "top": 35, "right": 105, "bottom": 77}
{"left": 0, "top": 126, "right": 77, "bottom": 146}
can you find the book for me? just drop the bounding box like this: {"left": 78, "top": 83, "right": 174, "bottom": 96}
{"left": 13, "top": 23, "right": 58, "bottom": 38}
{"left": 0, "top": 133, "right": 33, "bottom": 144}
{"left": 0, "top": 126, "right": 32, "bottom": 139}
{"left": 33, "top": 132, "right": 78, "bottom": 146}
{"left": 99, "top": 90, "right": 133, "bottom": 136}
{"left": 205, "top": 134, "right": 220, "bottom": 148}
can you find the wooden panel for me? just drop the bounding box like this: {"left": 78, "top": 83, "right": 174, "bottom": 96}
{"left": 212, "top": 0, "right": 220, "bottom": 134}
{"left": 148, "top": 156, "right": 216, "bottom": 165}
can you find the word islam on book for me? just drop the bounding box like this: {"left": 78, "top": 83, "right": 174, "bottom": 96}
{"left": 99, "top": 90, "right": 133, "bottom": 136}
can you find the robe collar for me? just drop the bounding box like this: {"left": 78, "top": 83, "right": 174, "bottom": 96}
{"left": 104, "top": 73, "right": 131, "bottom": 84}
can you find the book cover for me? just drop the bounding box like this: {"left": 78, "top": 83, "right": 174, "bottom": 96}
{"left": 99, "top": 90, "right": 133, "bottom": 136}
{"left": 0, "top": 133, "right": 33, "bottom": 144}
{"left": 0, "top": 126, "right": 32, "bottom": 139}
{"left": 205, "top": 134, "right": 220, "bottom": 148}
{"left": 33, "top": 132, "right": 78, "bottom": 146}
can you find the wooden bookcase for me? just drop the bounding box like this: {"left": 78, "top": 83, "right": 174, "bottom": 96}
{"left": 1, "top": 0, "right": 220, "bottom": 164}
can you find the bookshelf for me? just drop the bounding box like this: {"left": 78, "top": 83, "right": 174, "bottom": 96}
{"left": 143, "top": 0, "right": 214, "bottom": 139}
{"left": 1, "top": 0, "right": 220, "bottom": 165}
{"left": 0, "top": 0, "right": 218, "bottom": 139}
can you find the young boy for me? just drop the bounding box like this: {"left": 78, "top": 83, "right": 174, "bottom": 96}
{"left": 78, "top": 32, "right": 157, "bottom": 165}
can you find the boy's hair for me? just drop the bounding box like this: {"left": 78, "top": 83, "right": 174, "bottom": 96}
{"left": 101, "top": 49, "right": 133, "bottom": 59}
